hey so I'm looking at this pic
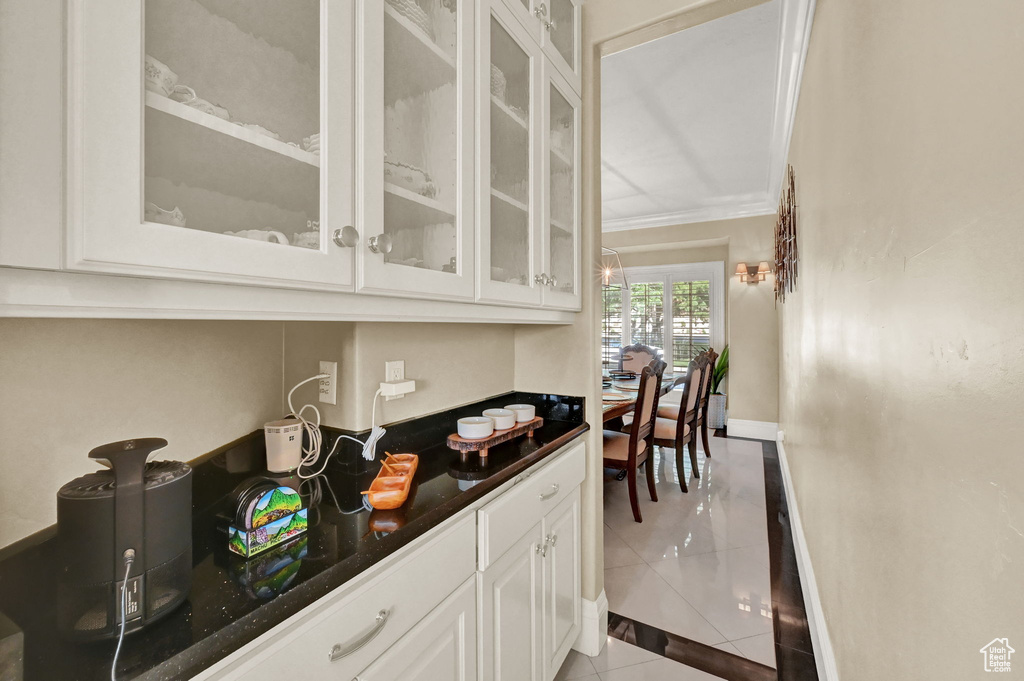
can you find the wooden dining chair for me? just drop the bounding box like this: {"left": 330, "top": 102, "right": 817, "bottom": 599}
{"left": 627, "top": 355, "right": 704, "bottom": 492}
{"left": 619, "top": 344, "right": 659, "bottom": 374}
{"left": 603, "top": 360, "right": 666, "bottom": 523}
{"left": 658, "top": 349, "right": 717, "bottom": 461}
{"left": 695, "top": 348, "right": 718, "bottom": 458}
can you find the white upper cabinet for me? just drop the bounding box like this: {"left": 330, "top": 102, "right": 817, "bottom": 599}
{"left": 357, "top": 0, "right": 476, "bottom": 301}
{"left": 478, "top": 2, "right": 544, "bottom": 307}
{"left": 478, "top": 0, "right": 580, "bottom": 311}
{"left": 541, "top": 66, "right": 581, "bottom": 310}
{"left": 541, "top": 0, "right": 581, "bottom": 86}
{"left": 498, "top": 0, "right": 580, "bottom": 87}
{"left": 67, "top": 0, "right": 357, "bottom": 290}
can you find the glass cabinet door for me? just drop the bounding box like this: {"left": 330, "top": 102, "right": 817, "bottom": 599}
{"left": 144, "top": 0, "right": 321, "bottom": 251}
{"left": 479, "top": 3, "right": 543, "bottom": 306}
{"left": 359, "top": 0, "right": 474, "bottom": 300}
{"left": 543, "top": 70, "right": 580, "bottom": 309}
{"left": 543, "top": 0, "right": 579, "bottom": 81}
{"left": 68, "top": 1, "right": 355, "bottom": 288}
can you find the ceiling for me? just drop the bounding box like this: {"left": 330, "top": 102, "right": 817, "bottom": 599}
{"left": 601, "top": 0, "right": 791, "bottom": 232}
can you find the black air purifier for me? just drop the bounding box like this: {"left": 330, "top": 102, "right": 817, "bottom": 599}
{"left": 56, "top": 438, "right": 192, "bottom": 640}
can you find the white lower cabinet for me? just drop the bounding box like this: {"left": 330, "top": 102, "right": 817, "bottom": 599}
{"left": 356, "top": 576, "right": 478, "bottom": 681}
{"left": 479, "top": 524, "right": 543, "bottom": 681}
{"left": 197, "top": 440, "right": 584, "bottom": 681}
{"left": 479, "top": 442, "right": 585, "bottom": 681}
{"left": 541, "top": 491, "right": 582, "bottom": 679}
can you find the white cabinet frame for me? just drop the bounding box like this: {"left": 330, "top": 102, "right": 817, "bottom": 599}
{"left": 538, "top": 63, "right": 581, "bottom": 311}
{"left": 356, "top": 0, "right": 477, "bottom": 301}
{"left": 65, "top": 0, "right": 357, "bottom": 291}
{"left": 476, "top": 0, "right": 545, "bottom": 308}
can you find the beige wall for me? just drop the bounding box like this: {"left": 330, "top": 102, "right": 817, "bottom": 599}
{"left": 0, "top": 318, "right": 518, "bottom": 550}
{"left": 603, "top": 215, "right": 779, "bottom": 423}
{"left": 284, "top": 322, "right": 516, "bottom": 431}
{"left": 0, "top": 319, "right": 285, "bottom": 548}
{"left": 780, "top": 0, "right": 1024, "bottom": 678}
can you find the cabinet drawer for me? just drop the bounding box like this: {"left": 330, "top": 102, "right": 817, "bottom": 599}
{"left": 202, "top": 515, "right": 476, "bottom": 680}
{"left": 478, "top": 441, "right": 585, "bottom": 571}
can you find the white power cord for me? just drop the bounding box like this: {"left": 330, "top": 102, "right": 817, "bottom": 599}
{"left": 287, "top": 374, "right": 386, "bottom": 479}
{"left": 111, "top": 549, "right": 135, "bottom": 681}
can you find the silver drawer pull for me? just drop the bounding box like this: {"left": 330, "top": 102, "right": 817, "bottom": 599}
{"left": 539, "top": 483, "right": 560, "bottom": 501}
{"left": 329, "top": 609, "right": 391, "bottom": 662}
{"left": 546, "top": 533, "right": 558, "bottom": 547}
{"left": 536, "top": 543, "right": 548, "bottom": 558}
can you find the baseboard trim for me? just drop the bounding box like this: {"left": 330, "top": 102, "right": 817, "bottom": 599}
{"left": 726, "top": 419, "right": 779, "bottom": 440}
{"left": 777, "top": 438, "right": 840, "bottom": 681}
{"left": 573, "top": 589, "right": 608, "bottom": 656}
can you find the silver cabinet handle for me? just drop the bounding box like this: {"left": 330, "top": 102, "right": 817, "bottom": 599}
{"left": 329, "top": 609, "right": 391, "bottom": 662}
{"left": 367, "top": 234, "right": 393, "bottom": 254}
{"left": 548, "top": 275, "right": 558, "bottom": 288}
{"left": 539, "top": 483, "right": 560, "bottom": 501}
{"left": 333, "top": 225, "right": 359, "bottom": 248}
{"left": 546, "top": 533, "right": 558, "bottom": 547}
{"left": 536, "top": 543, "right": 548, "bottom": 558}
{"left": 534, "top": 2, "right": 548, "bottom": 18}
{"left": 534, "top": 273, "right": 548, "bottom": 285}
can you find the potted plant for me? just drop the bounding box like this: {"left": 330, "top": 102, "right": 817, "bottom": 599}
{"left": 708, "top": 345, "right": 729, "bottom": 429}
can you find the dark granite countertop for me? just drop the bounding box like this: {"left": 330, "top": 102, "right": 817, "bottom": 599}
{"left": 0, "top": 392, "right": 587, "bottom": 681}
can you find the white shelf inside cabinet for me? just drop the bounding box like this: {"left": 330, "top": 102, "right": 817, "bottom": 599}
{"left": 550, "top": 145, "right": 572, "bottom": 168}
{"left": 145, "top": 92, "right": 320, "bottom": 167}
{"left": 491, "top": 188, "right": 528, "bottom": 213}
{"left": 491, "top": 95, "right": 528, "bottom": 132}
{"left": 145, "top": 98, "right": 319, "bottom": 215}
{"left": 384, "top": 182, "right": 455, "bottom": 226}
{"left": 383, "top": 3, "right": 456, "bottom": 104}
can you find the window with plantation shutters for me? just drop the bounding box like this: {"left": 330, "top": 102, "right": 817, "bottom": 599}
{"left": 671, "top": 280, "right": 711, "bottom": 372}
{"left": 600, "top": 263, "right": 724, "bottom": 372}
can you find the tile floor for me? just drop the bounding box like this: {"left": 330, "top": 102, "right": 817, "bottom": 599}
{"left": 560, "top": 434, "right": 775, "bottom": 680}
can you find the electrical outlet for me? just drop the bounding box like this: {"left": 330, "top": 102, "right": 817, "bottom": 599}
{"left": 385, "top": 360, "right": 405, "bottom": 400}
{"left": 319, "top": 361, "right": 337, "bottom": 405}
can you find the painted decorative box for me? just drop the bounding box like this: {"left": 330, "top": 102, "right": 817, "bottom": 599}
{"left": 227, "top": 483, "right": 308, "bottom": 558}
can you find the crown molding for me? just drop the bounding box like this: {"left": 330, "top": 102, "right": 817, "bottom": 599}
{"left": 602, "top": 198, "right": 776, "bottom": 233}
{"left": 601, "top": 0, "right": 817, "bottom": 234}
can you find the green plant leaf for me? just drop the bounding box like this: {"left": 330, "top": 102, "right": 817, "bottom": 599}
{"left": 711, "top": 345, "right": 729, "bottom": 394}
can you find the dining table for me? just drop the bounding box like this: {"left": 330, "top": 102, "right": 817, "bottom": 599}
{"left": 601, "top": 373, "right": 686, "bottom": 422}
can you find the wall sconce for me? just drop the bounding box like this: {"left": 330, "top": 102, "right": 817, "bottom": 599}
{"left": 736, "top": 261, "right": 771, "bottom": 284}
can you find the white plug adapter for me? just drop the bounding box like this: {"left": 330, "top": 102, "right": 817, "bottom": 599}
{"left": 380, "top": 379, "right": 416, "bottom": 400}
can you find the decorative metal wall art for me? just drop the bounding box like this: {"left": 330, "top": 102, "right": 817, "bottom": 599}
{"left": 774, "top": 164, "right": 799, "bottom": 303}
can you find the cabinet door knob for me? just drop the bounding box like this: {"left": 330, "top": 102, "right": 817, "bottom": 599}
{"left": 534, "top": 2, "right": 548, "bottom": 19}
{"left": 539, "top": 483, "right": 560, "bottom": 501}
{"left": 328, "top": 609, "right": 391, "bottom": 662}
{"left": 544, "top": 20, "right": 554, "bottom": 32}
{"left": 536, "top": 543, "right": 548, "bottom": 557}
{"left": 546, "top": 533, "right": 558, "bottom": 547}
{"left": 548, "top": 275, "right": 558, "bottom": 288}
{"left": 367, "top": 234, "right": 393, "bottom": 255}
{"left": 333, "top": 225, "right": 359, "bottom": 248}
{"left": 534, "top": 273, "right": 551, "bottom": 286}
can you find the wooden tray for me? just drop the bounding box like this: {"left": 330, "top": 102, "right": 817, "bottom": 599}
{"left": 362, "top": 453, "right": 418, "bottom": 510}
{"left": 447, "top": 416, "right": 544, "bottom": 458}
